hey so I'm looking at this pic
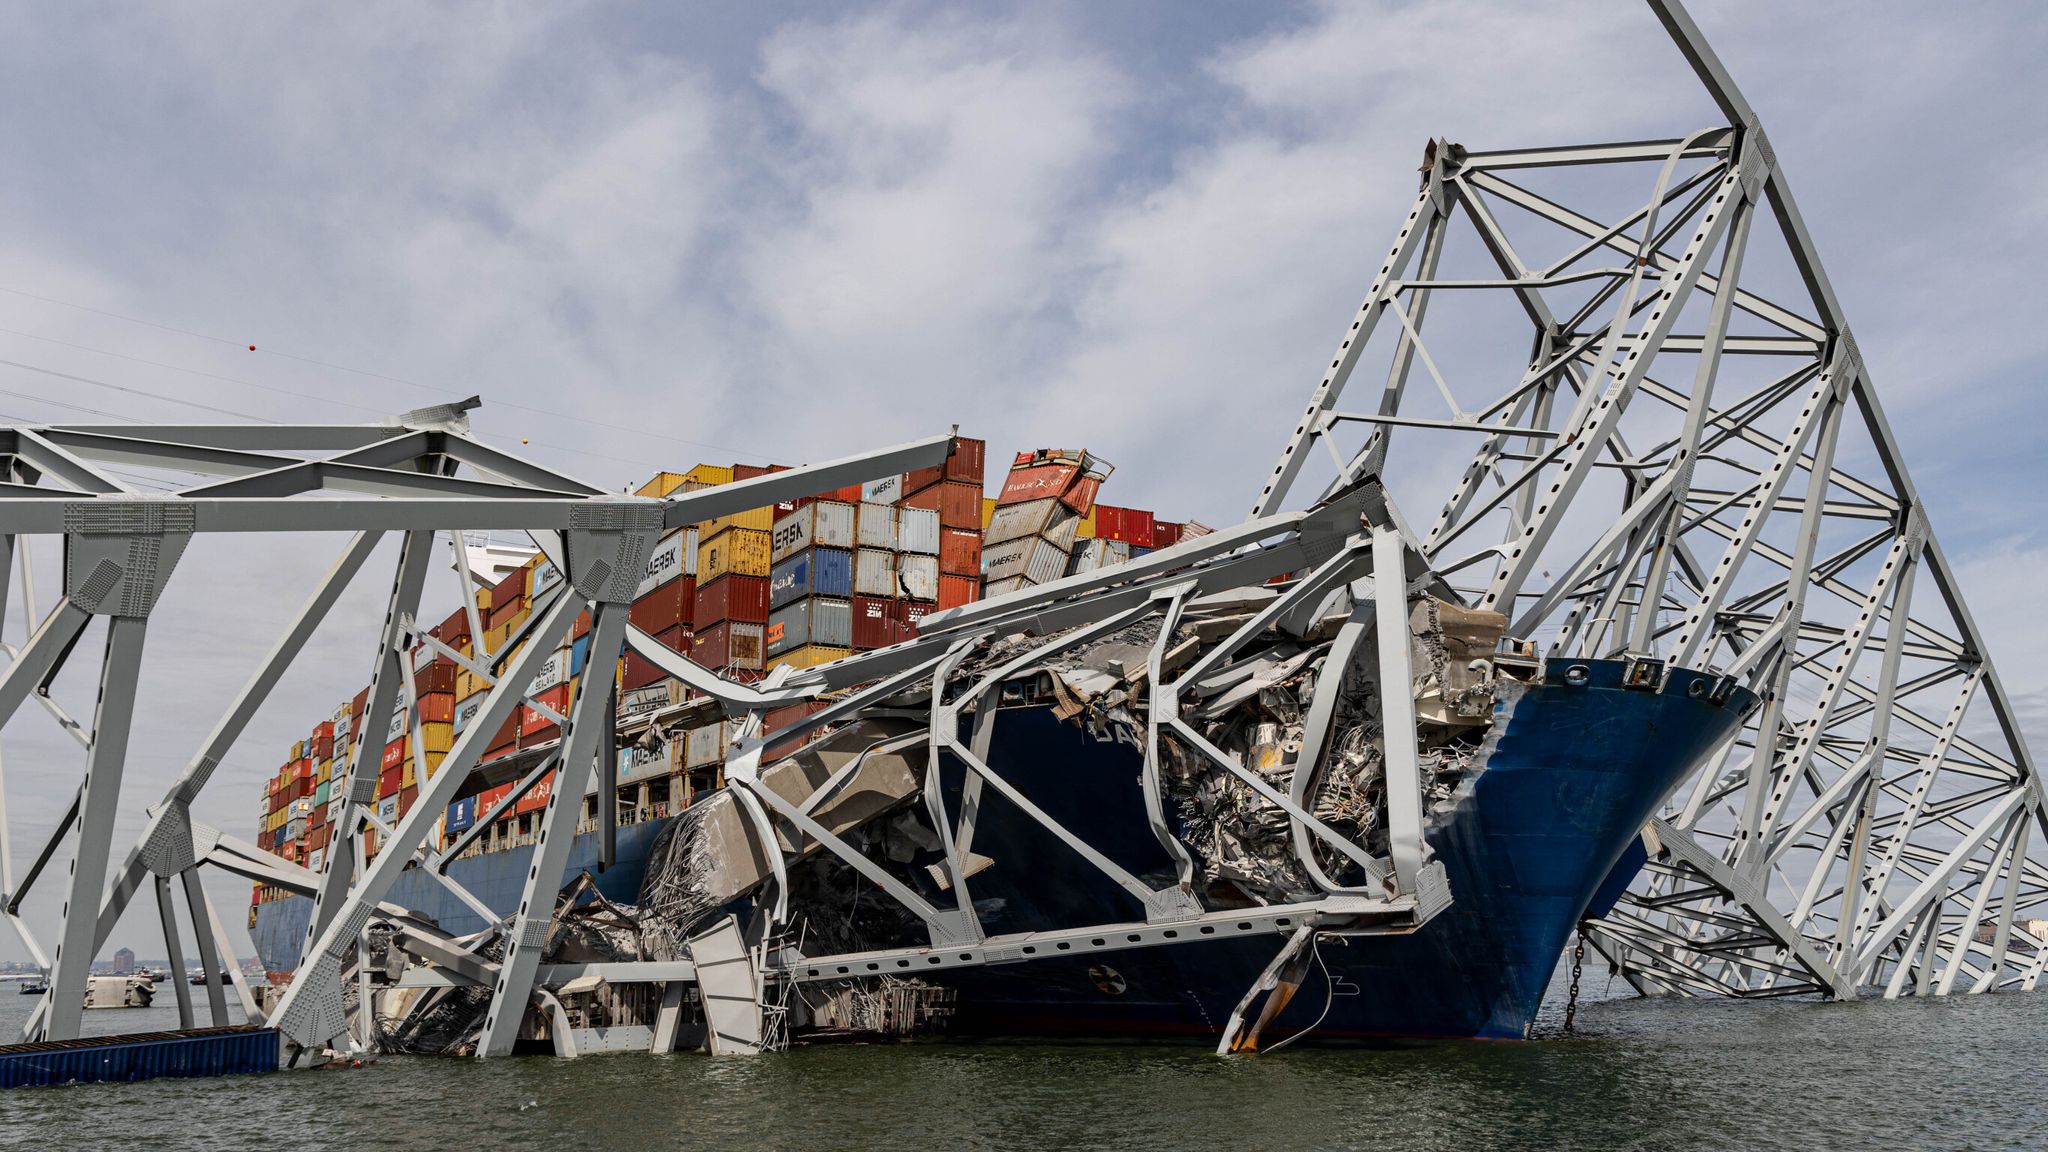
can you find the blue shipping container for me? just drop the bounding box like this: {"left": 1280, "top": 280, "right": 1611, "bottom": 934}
{"left": 769, "top": 547, "right": 853, "bottom": 610}
{"left": 570, "top": 633, "right": 591, "bottom": 677}
{"left": 0, "top": 1026, "right": 279, "bottom": 1089}
{"left": 446, "top": 795, "right": 477, "bottom": 833}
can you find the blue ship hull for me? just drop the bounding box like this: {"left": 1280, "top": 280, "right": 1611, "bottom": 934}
{"left": 929, "top": 659, "right": 1748, "bottom": 1041}
{"left": 253, "top": 659, "right": 1747, "bottom": 1042}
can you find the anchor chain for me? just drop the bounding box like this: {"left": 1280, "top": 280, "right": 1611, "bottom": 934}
{"left": 1563, "top": 930, "right": 1585, "bottom": 1034}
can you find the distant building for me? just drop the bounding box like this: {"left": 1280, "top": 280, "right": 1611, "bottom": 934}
{"left": 112, "top": 947, "right": 135, "bottom": 975}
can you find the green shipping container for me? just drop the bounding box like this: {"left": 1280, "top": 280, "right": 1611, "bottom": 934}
{"left": 314, "top": 780, "right": 331, "bottom": 807}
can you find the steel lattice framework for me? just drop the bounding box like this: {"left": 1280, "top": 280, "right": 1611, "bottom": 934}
{"left": 0, "top": 0, "right": 2036, "bottom": 1062}
{"left": 1250, "top": 2, "right": 2046, "bottom": 999}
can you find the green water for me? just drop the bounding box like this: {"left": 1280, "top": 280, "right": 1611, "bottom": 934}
{"left": 1, "top": 968, "right": 2042, "bottom": 1150}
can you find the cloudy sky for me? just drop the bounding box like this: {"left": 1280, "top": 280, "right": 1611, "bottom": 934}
{"left": 0, "top": 0, "right": 2041, "bottom": 966}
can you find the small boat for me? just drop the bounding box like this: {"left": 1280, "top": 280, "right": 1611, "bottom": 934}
{"left": 17, "top": 980, "right": 46, "bottom": 995}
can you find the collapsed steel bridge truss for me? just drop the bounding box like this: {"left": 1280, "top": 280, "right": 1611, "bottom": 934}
{"left": 0, "top": 0, "right": 2036, "bottom": 1060}
{"left": 1250, "top": 1, "right": 2046, "bottom": 1000}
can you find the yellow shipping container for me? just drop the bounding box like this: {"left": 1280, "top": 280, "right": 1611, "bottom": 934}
{"left": 684, "top": 463, "right": 734, "bottom": 487}
{"left": 982, "top": 497, "right": 996, "bottom": 529}
{"left": 455, "top": 664, "right": 481, "bottom": 700}
{"left": 419, "top": 721, "right": 455, "bottom": 755}
{"left": 316, "top": 758, "right": 333, "bottom": 784}
{"left": 291, "top": 740, "right": 305, "bottom": 761}
{"left": 1077, "top": 505, "right": 1097, "bottom": 538}
{"left": 701, "top": 504, "right": 775, "bottom": 536}
{"left": 635, "top": 471, "right": 690, "bottom": 498}
{"left": 769, "top": 644, "right": 850, "bottom": 671}
{"left": 698, "top": 527, "right": 772, "bottom": 581}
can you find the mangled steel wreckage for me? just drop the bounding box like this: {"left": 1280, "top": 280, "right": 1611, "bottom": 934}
{"left": 330, "top": 478, "right": 1753, "bottom": 1056}
{"left": 1, "top": 0, "right": 2041, "bottom": 1064}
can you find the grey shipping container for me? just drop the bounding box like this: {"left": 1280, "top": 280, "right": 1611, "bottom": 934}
{"left": 854, "top": 548, "right": 897, "bottom": 596}
{"left": 982, "top": 535, "right": 1070, "bottom": 586}
{"left": 767, "top": 597, "right": 853, "bottom": 656}
{"left": 1066, "top": 537, "right": 1132, "bottom": 575}
{"left": 985, "top": 498, "right": 1080, "bottom": 550}
{"left": 856, "top": 502, "right": 899, "bottom": 550}
{"left": 770, "top": 501, "right": 856, "bottom": 563}
{"left": 898, "top": 506, "right": 940, "bottom": 555}
{"left": 897, "top": 553, "right": 939, "bottom": 601}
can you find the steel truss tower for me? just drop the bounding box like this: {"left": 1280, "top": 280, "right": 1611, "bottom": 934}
{"left": 1252, "top": 1, "right": 2046, "bottom": 1000}
{"left": 0, "top": 0, "right": 2036, "bottom": 1061}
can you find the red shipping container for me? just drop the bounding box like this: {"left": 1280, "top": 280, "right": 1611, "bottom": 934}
{"left": 477, "top": 782, "right": 516, "bottom": 821}
{"left": 938, "top": 574, "right": 979, "bottom": 610}
{"left": 432, "top": 605, "right": 472, "bottom": 646}
{"left": 893, "top": 599, "right": 935, "bottom": 643}
{"left": 630, "top": 576, "right": 696, "bottom": 633}
{"left": 514, "top": 770, "right": 556, "bottom": 816}
{"left": 850, "top": 595, "right": 894, "bottom": 651}
{"left": 519, "top": 683, "right": 573, "bottom": 744}
{"left": 486, "top": 711, "right": 518, "bottom": 758}
{"left": 733, "top": 463, "right": 788, "bottom": 482}
{"left": 352, "top": 686, "right": 371, "bottom": 718}
{"left": 572, "top": 607, "right": 593, "bottom": 641}
{"left": 906, "top": 436, "right": 981, "bottom": 493}
{"left": 829, "top": 484, "right": 864, "bottom": 504}
{"left": 947, "top": 436, "right": 986, "bottom": 482}
{"left": 490, "top": 566, "right": 529, "bottom": 614}
{"left": 398, "top": 784, "right": 418, "bottom": 818}
{"left": 907, "top": 478, "right": 983, "bottom": 529}
{"left": 380, "top": 738, "right": 406, "bottom": 773}
{"left": 939, "top": 527, "right": 982, "bottom": 577}
{"left": 415, "top": 658, "right": 457, "bottom": 696}
{"left": 1154, "top": 521, "right": 1184, "bottom": 548}
{"left": 693, "top": 620, "right": 764, "bottom": 671}
{"left": 623, "top": 624, "right": 690, "bottom": 690}
{"left": 695, "top": 574, "right": 771, "bottom": 627}
{"left": 999, "top": 463, "right": 1079, "bottom": 506}
{"left": 309, "top": 735, "right": 334, "bottom": 762}
{"left": 1094, "top": 506, "right": 1156, "bottom": 548}
{"left": 378, "top": 765, "right": 401, "bottom": 798}
{"left": 417, "top": 691, "right": 456, "bottom": 725}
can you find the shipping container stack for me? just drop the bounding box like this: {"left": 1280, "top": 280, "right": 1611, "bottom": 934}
{"left": 982, "top": 449, "right": 1112, "bottom": 597}
{"left": 902, "top": 434, "right": 987, "bottom": 616}
{"left": 1064, "top": 506, "right": 1213, "bottom": 575}
{"left": 251, "top": 435, "right": 1009, "bottom": 926}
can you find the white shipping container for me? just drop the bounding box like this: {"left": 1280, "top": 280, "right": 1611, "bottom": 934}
{"left": 452, "top": 691, "right": 485, "bottom": 733}
{"left": 770, "top": 501, "right": 856, "bottom": 563}
{"left": 897, "top": 506, "right": 940, "bottom": 555}
{"left": 898, "top": 554, "right": 939, "bottom": 601}
{"left": 854, "top": 548, "right": 898, "bottom": 596}
{"left": 376, "top": 794, "right": 398, "bottom": 822}
{"left": 637, "top": 530, "right": 688, "bottom": 596}
{"left": 983, "top": 574, "right": 1037, "bottom": 599}
{"left": 984, "top": 498, "right": 1079, "bottom": 548}
{"left": 861, "top": 473, "right": 905, "bottom": 504}
{"left": 856, "top": 503, "right": 898, "bottom": 550}
{"left": 526, "top": 647, "right": 570, "bottom": 695}
{"left": 982, "top": 535, "right": 1070, "bottom": 586}
{"left": 309, "top": 847, "right": 326, "bottom": 872}
{"left": 618, "top": 739, "right": 672, "bottom": 784}
{"left": 532, "top": 560, "right": 563, "bottom": 597}
{"left": 386, "top": 706, "right": 407, "bottom": 743}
